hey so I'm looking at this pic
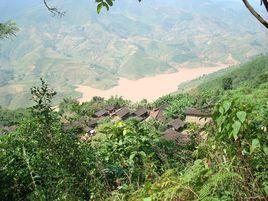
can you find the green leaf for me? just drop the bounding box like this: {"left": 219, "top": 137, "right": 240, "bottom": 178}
{"left": 129, "top": 153, "right": 136, "bottom": 161}
{"left": 102, "top": 2, "right": 109, "bottom": 11}
{"left": 263, "top": 146, "right": 268, "bottom": 155}
{"left": 232, "top": 121, "right": 241, "bottom": 140}
{"left": 250, "top": 138, "right": 260, "bottom": 154}
{"left": 237, "top": 111, "right": 246, "bottom": 123}
{"left": 143, "top": 197, "right": 152, "bottom": 201}
{"left": 97, "top": 3, "right": 103, "bottom": 14}
{"left": 223, "top": 101, "right": 231, "bottom": 113}
{"left": 106, "top": 0, "right": 113, "bottom": 6}
{"left": 264, "top": 185, "right": 268, "bottom": 196}
{"left": 139, "top": 151, "right": 146, "bottom": 157}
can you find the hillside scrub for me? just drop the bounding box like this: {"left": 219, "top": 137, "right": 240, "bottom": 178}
{"left": 0, "top": 56, "right": 268, "bottom": 200}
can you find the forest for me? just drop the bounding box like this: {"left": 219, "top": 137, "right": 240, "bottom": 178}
{"left": 0, "top": 55, "right": 267, "bottom": 200}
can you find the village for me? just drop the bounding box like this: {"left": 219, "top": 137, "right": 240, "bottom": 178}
{"left": 63, "top": 104, "right": 212, "bottom": 143}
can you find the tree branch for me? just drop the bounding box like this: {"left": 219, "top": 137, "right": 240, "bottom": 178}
{"left": 261, "top": 0, "right": 268, "bottom": 13}
{"left": 43, "top": 0, "right": 65, "bottom": 17}
{"left": 242, "top": 0, "right": 268, "bottom": 29}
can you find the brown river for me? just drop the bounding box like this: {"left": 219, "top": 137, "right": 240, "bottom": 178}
{"left": 76, "top": 66, "right": 227, "bottom": 103}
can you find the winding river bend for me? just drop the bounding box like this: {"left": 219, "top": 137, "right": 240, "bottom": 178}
{"left": 76, "top": 66, "right": 227, "bottom": 103}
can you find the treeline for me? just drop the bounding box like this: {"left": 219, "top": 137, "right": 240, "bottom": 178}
{"left": 0, "top": 56, "right": 267, "bottom": 200}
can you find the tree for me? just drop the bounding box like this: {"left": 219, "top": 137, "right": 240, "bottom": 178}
{"left": 222, "top": 77, "right": 233, "bottom": 91}
{"left": 0, "top": 21, "right": 19, "bottom": 39}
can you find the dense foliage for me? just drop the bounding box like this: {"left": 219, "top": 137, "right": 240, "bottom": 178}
{"left": 0, "top": 56, "right": 267, "bottom": 200}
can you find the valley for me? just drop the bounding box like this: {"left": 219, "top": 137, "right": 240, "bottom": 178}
{"left": 76, "top": 65, "right": 227, "bottom": 102}
{"left": 1, "top": 0, "right": 268, "bottom": 108}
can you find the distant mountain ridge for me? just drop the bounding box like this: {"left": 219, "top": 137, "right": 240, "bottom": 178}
{"left": 0, "top": 0, "right": 267, "bottom": 108}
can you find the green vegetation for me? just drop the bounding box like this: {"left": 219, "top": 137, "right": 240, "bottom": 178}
{"left": 0, "top": 21, "right": 18, "bottom": 39}
{"left": 0, "top": 55, "right": 267, "bottom": 200}
{"left": 1, "top": 0, "right": 268, "bottom": 108}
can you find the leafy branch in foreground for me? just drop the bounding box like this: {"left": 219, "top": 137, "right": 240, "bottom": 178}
{"left": 0, "top": 21, "right": 19, "bottom": 39}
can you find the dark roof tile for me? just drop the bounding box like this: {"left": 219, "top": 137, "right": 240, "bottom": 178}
{"left": 168, "top": 118, "right": 186, "bottom": 130}
{"left": 94, "top": 109, "right": 109, "bottom": 117}
{"left": 115, "top": 107, "right": 131, "bottom": 118}
{"left": 134, "top": 107, "right": 148, "bottom": 117}
{"left": 185, "top": 107, "right": 211, "bottom": 117}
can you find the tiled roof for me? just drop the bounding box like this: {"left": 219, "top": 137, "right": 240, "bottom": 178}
{"left": 185, "top": 107, "right": 211, "bottom": 117}
{"left": 105, "top": 105, "right": 116, "bottom": 112}
{"left": 88, "top": 118, "right": 98, "bottom": 127}
{"left": 115, "top": 107, "right": 131, "bottom": 118}
{"left": 163, "top": 129, "right": 181, "bottom": 140}
{"left": 168, "top": 118, "right": 186, "bottom": 130}
{"left": 94, "top": 109, "right": 109, "bottom": 117}
{"left": 134, "top": 107, "right": 148, "bottom": 117}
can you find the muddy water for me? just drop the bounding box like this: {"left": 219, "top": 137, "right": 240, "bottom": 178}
{"left": 76, "top": 66, "right": 226, "bottom": 103}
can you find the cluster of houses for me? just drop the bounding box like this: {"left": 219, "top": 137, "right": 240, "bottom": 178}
{"left": 0, "top": 104, "right": 211, "bottom": 144}
{"left": 85, "top": 104, "right": 212, "bottom": 143}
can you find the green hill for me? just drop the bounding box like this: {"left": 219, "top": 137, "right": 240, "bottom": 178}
{"left": 0, "top": 55, "right": 267, "bottom": 200}
{"left": 1, "top": 0, "right": 268, "bottom": 108}
{"left": 178, "top": 55, "right": 268, "bottom": 97}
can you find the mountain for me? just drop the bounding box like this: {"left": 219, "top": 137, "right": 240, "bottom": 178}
{"left": 0, "top": 0, "right": 268, "bottom": 108}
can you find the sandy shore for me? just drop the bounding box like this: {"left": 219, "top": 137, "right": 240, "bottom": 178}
{"left": 76, "top": 66, "right": 227, "bottom": 103}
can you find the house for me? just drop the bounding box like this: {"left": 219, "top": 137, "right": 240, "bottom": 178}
{"left": 88, "top": 118, "right": 98, "bottom": 129}
{"left": 84, "top": 118, "right": 98, "bottom": 136}
{"left": 63, "top": 120, "right": 84, "bottom": 132}
{"left": 178, "top": 131, "right": 192, "bottom": 145}
{"left": 167, "top": 118, "right": 186, "bottom": 131}
{"left": 148, "top": 104, "right": 168, "bottom": 122}
{"left": 0, "top": 126, "right": 17, "bottom": 136}
{"left": 163, "top": 129, "right": 191, "bottom": 145}
{"left": 163, "top": 129, "right": 181, "bottom": 141}
{"left": 114, "top": 107, "right": 131, "bottom": 120}
{"left": 185, "top": 107, "right": 212, "bottom": 126}
{"left": 133, "top": 107, "right": 149, "bottom": 120}
{"left": 105, "top": 105, "right": 117, "bottom": 114}
{"left": 93, "top": 109, "right": 109, "bottom": 118}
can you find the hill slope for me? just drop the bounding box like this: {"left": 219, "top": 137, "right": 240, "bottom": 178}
{"left": 0, "top": 0, "right": 268, "bottom": 108}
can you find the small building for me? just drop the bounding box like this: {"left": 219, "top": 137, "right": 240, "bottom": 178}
{"left": 185, "top": 107, "right": 212, "bottom": 126}
{"left": 63, "top": 120, "right": 84, "bottom": 132}
{"left": 163, "top": 129, "right": 191, "bottom": 145}
{"left": 178, "top": 131, "right": 192, "bottom": 145}
{"left": 167, "top": 118, "right": 186, "bottom": 131}
{"left": 163, "top": 129, "right": 181, "bottom": 141}
{"left": 93, "top": 109, "right": 109, "bottom": 118}
{"left": 114, "top": 107, "right": 131, "bottom": 120}
{"left": 105, "top": 105, "right": 117, "bottom": 114}
{"left": 133, "top": 107, "right": 149, "bottom": 120}
{"left": 88, "top": 118, "right": 98, "bottom": 129}
{"left": 148, "top": 104, "right": 168, "bottom": 122}
{"left": 0, "top": 126, "right": 17, "bottom": 136}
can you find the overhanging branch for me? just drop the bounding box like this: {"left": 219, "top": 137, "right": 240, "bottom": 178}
{"left": 43, "top": 0, "right": 65, "bottom": 17}
{"left": 242, "top": 0, "right": 268, "bottom": 29}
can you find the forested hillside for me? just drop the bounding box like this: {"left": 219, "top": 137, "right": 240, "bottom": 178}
{"left": 178, "top": 55, "right": 268, "bottom": 93}
{"left": 0, "top": 55, "right": 267, "bottom": 200}
{"left": 1, "top": 0, "right": 268, "bottom": 108}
